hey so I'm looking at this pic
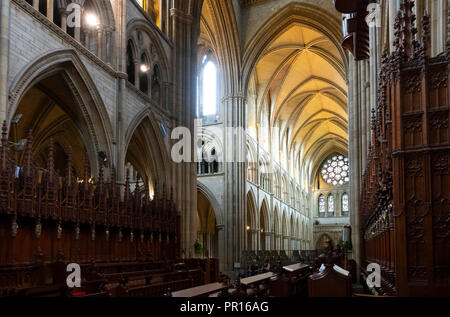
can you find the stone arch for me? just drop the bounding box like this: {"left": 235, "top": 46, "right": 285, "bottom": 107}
{"left": 197, "top": 181, "right": 223, "bottom": 227}
{"left": 125, "top": 110, "right": 171, "bottom": 192}
{"left": 246, "top": 189, "right": 258, "bottom": 251}
{"left": 8, "top": 49, "right": 114, "bottom": 174}
{"left": 196, "top": 187, "right": 220, "bottom": 258}
{"left": 260, "top": 198, "right": 270, "bottom": 250}
{"left": 126, "top": 19, "right": 171, "bottom": 83}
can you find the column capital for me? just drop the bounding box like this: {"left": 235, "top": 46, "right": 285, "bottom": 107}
{"left": 221, "top": 94, "right": 247, "bottom": 103}
{"left": 169, "top": 8, "right": 193, "bottom": 24}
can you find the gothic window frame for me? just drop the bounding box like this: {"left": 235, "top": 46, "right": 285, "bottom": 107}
{"left": 327, "top": 194, "right": 335, "bottom": 215}
{"left": 342, "top": 193, "right": 349, "bottom": 215}
{"left": 197, "top": 52, "right": 219, "bottom": 119}
{"left": 126, "top": 40, "right": 137, "bottom": 85}
{"left": 318, "top": 194, "right": 326, "bottom": 216}
{"left": 139, "top": 52, "right": 151, "bottom": 95}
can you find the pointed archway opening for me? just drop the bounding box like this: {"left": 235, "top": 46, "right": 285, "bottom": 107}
{"left": 196, "top": 190, "right": 218, "bottom": 258}
{"left": 10, "top": 74, "right": 91, "bottom": 177}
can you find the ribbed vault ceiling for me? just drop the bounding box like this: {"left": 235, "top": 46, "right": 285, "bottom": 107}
{"left": 251, "top": 23, "right": 348, "bottom": 168}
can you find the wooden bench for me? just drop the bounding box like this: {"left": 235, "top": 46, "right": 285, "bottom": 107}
{"left": 117, "top": 279, "right": 193, "bottom": 297}
{"left": 240, "top": 272, "right": 275, "bottom": 297}
{"left": 171, "top": 282, "right": 227, "bottom": 298}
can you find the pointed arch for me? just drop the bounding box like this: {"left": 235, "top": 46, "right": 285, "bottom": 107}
{"left": 197, "top": 182, "right": 223, "bottom": 226}
{"left": 125, "top": 110, "right": 171, "bottom": 191}
{"left": 8, "top": 49, "right": 114, "bottom": 174}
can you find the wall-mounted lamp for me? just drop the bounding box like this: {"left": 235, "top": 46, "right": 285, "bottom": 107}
{"left": 140, "top": 64, "right": 149, "bottom": 73}
{"left": 85, "top": 13, "right": 99, "bottom": 28}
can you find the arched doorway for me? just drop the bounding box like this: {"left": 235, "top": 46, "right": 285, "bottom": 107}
{"left": 197, "top": 191, "right": 218, "bottom": 258}
{"left": 273, "top": 206, "right": 280, "bottom": 250}
{"left": 259, "top": 200, "right": 269, "bottom": 251}
{"left": 246, "top": 191, "right": 257, "bottom": 251}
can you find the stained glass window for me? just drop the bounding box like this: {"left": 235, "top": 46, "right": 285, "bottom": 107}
{"left": 319, "top": 195, "right": 326, "bottom": 215}
{"left": 321, "top": 155, "right": 350, "bottom": 186}
{"left": 342, "top": 193, "right": 349, "bottom": 214}
{"left": 328, "top": 195, "right": 334, "bottom": 214}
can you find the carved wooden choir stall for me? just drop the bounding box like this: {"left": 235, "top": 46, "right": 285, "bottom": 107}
{"left": 360, "top": 1, "right": 450, "bottom": 297}
{"left": 0, "top": 121, "right": 182, "bottom": 295}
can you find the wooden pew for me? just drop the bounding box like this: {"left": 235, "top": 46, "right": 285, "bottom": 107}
{"left": 240, "top": 272, "right": 275, "bottom": 297}
{"left": 171, "top": 282, "right": 227, "bottom": 298}
{"left": 282, "top": 263, "right": 311, "bottom": 297}
{"left": 308, "top": 265, "right": 352, "bottom": 297}
{"left": 116, "top": 279, "right": 193, "bottom": 297}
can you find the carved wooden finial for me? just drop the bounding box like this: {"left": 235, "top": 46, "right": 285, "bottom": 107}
{"left": 421, "top": 12, "right": 431, "bottom": 58}
{"left": 1, "top": 121, "right": 7, "bottom": 145}
{"left": 394, "top": 0, "right": 418, "bottom": 58}
{"left": 125, "top": 168, "right": 131, "bottom": 200}
{"left": 1, "top": 121, "right": 9, "bottom": 171}
{"left": 24, "top": 130, "right": 33, "bottom": 177}
{"left": 66, "top": 146, "right": 73, "bottom": 185}
{"left": 110, "top": 164, "right": 116, "bottom": 184}
{"left": 48, "top": 138, "right": 55, "bottom": 179}
{"left": 135, "top": 175, "right": 141, "bottom": 199}
{"left": 83, "top": 152, "right": 90, "bottom": 189}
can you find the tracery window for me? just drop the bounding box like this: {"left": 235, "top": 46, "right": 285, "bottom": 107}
{"left": 342, "top": 193, "right": 349, "bottom": 215}
{"left": 197, "top": 55, "right": 218, "bottom": 117}
{"left": 327, "top": 195, "right": 335, "bottom": 215}
{"left": 318, "top": 194, "right": 326, "bottom": 216}
{"left": 321, "top": 155, "right": 350, "bottom": 186}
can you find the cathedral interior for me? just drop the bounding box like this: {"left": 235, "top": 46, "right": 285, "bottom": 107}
{"left": 0, "top": 0, "right": 448, "bottom": 299}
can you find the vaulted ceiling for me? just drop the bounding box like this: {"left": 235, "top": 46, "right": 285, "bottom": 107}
{"left": 250, "top": 22, "right": 348, "bottom": 170}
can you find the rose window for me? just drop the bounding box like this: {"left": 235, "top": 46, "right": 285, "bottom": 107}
{"left": 321, "top": 155, "right": 349, "bottom": 186}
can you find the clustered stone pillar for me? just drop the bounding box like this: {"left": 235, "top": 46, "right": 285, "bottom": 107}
{"left": 0, "top": 0, "right": 10, "bottom": 124}
{"left": 169, "top": 5, "right": 197, "bottom": 262}
{"left": 223, "top": 95, "right": 247, "bottom": 273}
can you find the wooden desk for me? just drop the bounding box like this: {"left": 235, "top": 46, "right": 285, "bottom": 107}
{"left": 171, "top": 282, "right": 227, "bottom": 298}
{"left": 240, "top": 272, "right": 275, "bottom": 286}
{"left": 283, "top": 263, "right": 309, "bottom": 273}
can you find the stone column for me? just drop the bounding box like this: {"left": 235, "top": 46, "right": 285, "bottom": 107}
{"left": 222, "top": 95, "right": 247, "bottom": 272}
{"left": 216, "top": 225, "right": 225, "bottom": 271}
{"left": 170, "top": 6, "right": 197, "bottom": 263}
{"left": 348, "top": 58, "right": 362, "bottom": 282}
{"left": 266, "top": 231, "right": 274, "bottom": 250}
{"left": 112, "top": 0, "right": 127, "bottom": 189}
{"left": 0, "top": 0, "right": 10, "bottom": 124}
{"left": 97, "top": 28, "right": 103, "bottom": 59}
{"left": 388, "top": 0, "right": 399, "bottom": 52}
{"left": 33, "top": 0, "right": 39, "bottom": 10}
{"left": 60, "top": 10, "right": 68, "bottom": 33}
{"left": 47, "top": 0, "right": 54, "bottom": 22}
{"left": 134, "top": 59, "right": 140, "bottom": 88}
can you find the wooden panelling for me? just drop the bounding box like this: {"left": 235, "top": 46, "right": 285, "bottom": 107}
{"left": 360, "top": 1, "right": 450, "bottom": 297}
